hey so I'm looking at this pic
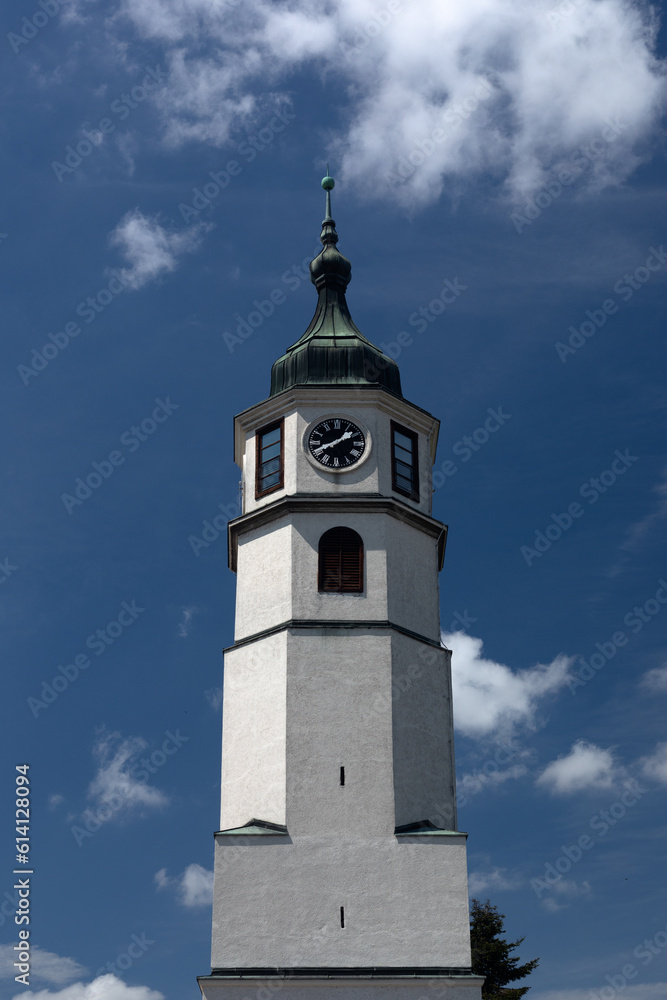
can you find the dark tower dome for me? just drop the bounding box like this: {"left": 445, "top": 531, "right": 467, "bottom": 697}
{"left": 270, "top": 172, "right": 403, "bottom": 398}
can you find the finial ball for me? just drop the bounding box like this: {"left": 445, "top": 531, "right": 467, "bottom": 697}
{"left": 321, "top": 174, "right": 335, "bottom": 191}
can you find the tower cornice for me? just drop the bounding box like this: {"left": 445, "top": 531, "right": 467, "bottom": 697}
{"left": 200, "top": 969, "right": 483, "bottom": 981}
{"left": 227, "top": 493, "right": 447, "bottom": 572}
{"left": 223, "top": 619, "right": 446, "bottom": 653}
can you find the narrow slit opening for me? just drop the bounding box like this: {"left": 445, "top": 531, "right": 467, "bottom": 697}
{"left": 340, "top": 766, "right": 345, "bottom": 786}
{"left": 340, "top": 906, "right": 345, "bottom": 928}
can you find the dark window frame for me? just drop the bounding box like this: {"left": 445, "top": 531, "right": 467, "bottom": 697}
{"left": 391, "top": 421, "right": 420, "bottom": 501}
{"left": 318, "top": 526, "right": 364, "bottom": 593}
{"left": 255, "top": 418, "right": 284, "bottom": 499}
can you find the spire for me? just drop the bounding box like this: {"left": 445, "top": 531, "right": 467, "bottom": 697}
{"left": 320, "top": 166, "right": 337, "bottom": 241}
{"left": 269, "top": 170, "right": 402, "bottom": 398}
{"left": 308, "top": 168, "right": 352, "bottom": 292}
{"left": 323, "top": 165, "right": 334, "bottom": 217}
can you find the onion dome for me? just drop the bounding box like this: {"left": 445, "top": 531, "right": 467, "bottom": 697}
{"left": 270, "top": 171, "right": 402, "bottom": 398}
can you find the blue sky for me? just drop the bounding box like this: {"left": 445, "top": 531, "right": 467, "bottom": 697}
{"left": 1, "top": 1, "right": 666, "bottom": 999}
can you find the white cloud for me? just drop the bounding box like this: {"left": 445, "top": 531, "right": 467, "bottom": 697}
{"left": 84, "top": 0, "right": 666, "bottom": 207}
{"left": 459, "top": 763, "right": 529, "bottom": 802}
{"left": 14, "top": 974, "right": 163, "bottom": 1000}
{"left": 179, "top": 863, "right": 214, "bottom": 907}
{"left": 48, "top": 794, "right": 65, "bottom": 810}
{"left": 87, "top": 731, "right": 169, "bottom": 815}
{"left": 108, "top": 210, "right": 206, "bottom": 290}
{"left": 532, "top": 987, "right": 667, "bottom": 1000}
{"left": 641, "top": 665, "right": 667, "bottom": 692}
{"left": 177, "top": 605, "right": 199, "bottom": 638}
{"left": 539, "top": 878, "right": 592, "bottom": 913}
{"left": 468, "top": 867, "right": 520, "bottom": 895}
{"left": 115, "top": 132, "right": 140, "bottom": 178}
{"left": 0, "top": 947, "right": 85, "bottom": 985}
{"left": 205, "top": 687, "right": 223, "bottom": 711}
{"left": 153, "top": 868, "right": 170, "bottom": 890}
{"left": 444, "top": 632, "right": 573, "bottom": 738}
{"left": 621, "top": 468, "right": 667, "bottom": 553}
{"left": 640, "top": 742, "right": 667, "bottom": 784}
{"left": 154, "top": 863, "right": 213, "bottom": 908}
{"left": 487, "top": 764, "right": 529, "bottom": 784}
{"left": 611, "top": 468, "right": 667, "bottom": 574}
{"left": 537, "top": 741, "right": 620, "bottom": 795}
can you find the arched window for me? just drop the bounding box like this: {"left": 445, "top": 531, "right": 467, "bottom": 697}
{"left": 318, "top": 527, "right": 364, "bottom": 593}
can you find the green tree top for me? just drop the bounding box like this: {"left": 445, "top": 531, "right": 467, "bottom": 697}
{"left": 470, "top": 898, "right": 540, "bottom": 1000}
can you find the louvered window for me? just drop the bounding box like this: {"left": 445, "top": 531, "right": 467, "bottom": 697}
{"left": 255, "top": 419, "right": 284, "bottom": 498}
{"left": 391, "top": 421, "right": 419, "bottom": 500}
{"left": 318, "top": 527, "right": 363, "bottom": 593}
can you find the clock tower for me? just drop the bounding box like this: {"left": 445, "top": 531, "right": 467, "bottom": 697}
{"left": 198, "top": 175, "right": 484, "bottom": 1000}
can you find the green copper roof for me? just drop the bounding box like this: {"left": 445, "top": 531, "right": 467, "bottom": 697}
{"left": 215, "top": 818, "right": 288, "bottom": 836}
{"left": 270, "top": 173, "right": 402, "bottom": 398}
{"left": 394, "top": 820, "right": 468, "bottom": 837}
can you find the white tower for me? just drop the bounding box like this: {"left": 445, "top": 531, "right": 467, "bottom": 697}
{"left": 198, "top": 175, "right": 484, "bottom": 1000}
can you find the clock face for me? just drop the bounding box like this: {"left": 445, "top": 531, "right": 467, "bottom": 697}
{"left": 308, "top": 418, "right": 366, "bottom": 469}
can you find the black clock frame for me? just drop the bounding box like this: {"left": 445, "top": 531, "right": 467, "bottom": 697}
{"left": 307, "top": 418, "right": 366, "bottom": 470}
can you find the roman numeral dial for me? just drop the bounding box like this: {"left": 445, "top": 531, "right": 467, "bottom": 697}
{"left": 308, "top": 419, "right": 366, "bottom": 469}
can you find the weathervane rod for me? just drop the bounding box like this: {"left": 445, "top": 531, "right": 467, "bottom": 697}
{"left": 322, "top": 162, "right": 334, "bottom": 221}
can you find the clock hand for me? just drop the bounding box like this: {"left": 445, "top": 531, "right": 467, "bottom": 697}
{"left": 313, "top": 431, "right": 354, "bottom": 454}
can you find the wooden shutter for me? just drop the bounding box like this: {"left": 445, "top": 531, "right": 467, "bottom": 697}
{"left": 318, "top": 527, "right": 363, "bottom": 592}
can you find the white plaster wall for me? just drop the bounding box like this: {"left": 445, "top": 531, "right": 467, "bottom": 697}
{"left": 211, "top": 834, "right": 472, "bottom": 968}
{"left": 234, "top": 519, "right": 293, "bottom": 639}
{"left": 285, "top": 632, "right": 395, "bottom": 838}
{"left": 282, "top": 632, "right": 456, "bottom": 837}
{"left": 220, "top": 633, "right": 287, "bottom": 830}
{"left": 390, "top": 636, "right": 457, "bottom": 831}
{"left": 201, "top": 981, "right": 483, "bottom": 1000}
{"left": 220, "top": 628, "right": 456, "bottom": 835}
{"left": 385, "top": 520, "right": 441, "bottom": 640}
{"left": 216, "top": 626, "right": 466, "bottom": 970}
{"left": 233, "top": 512, "right": 440, "bottom": 640}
